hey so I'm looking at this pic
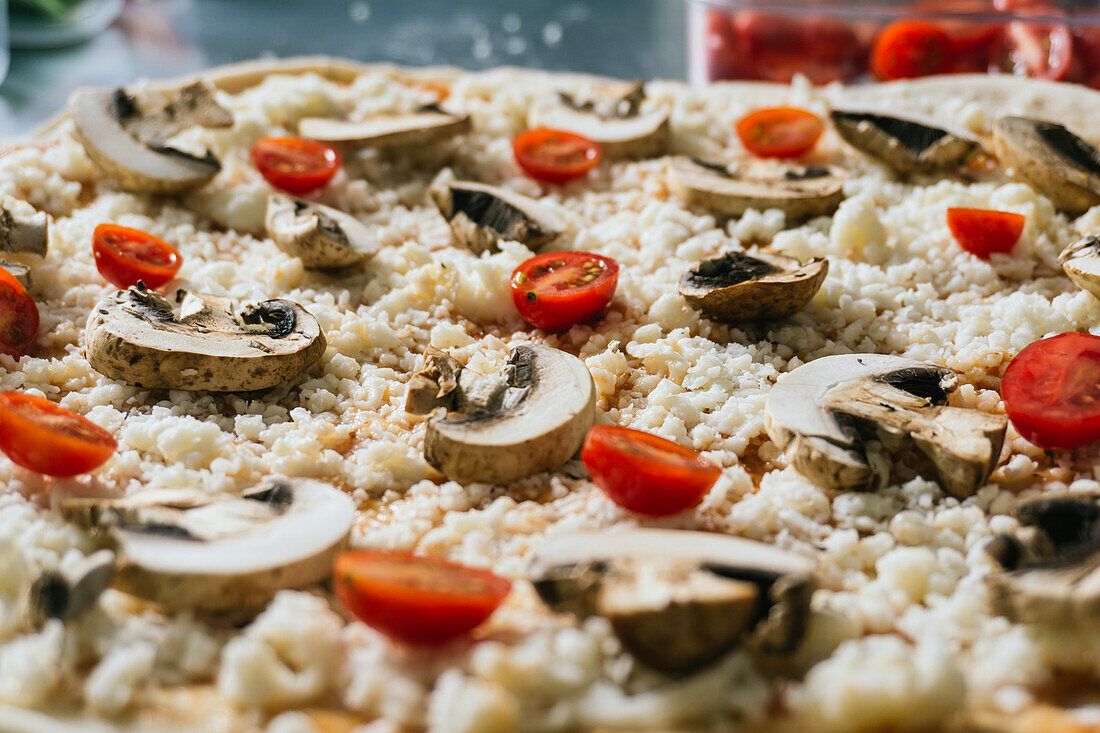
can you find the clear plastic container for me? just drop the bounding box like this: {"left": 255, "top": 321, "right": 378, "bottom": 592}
{"left": 687, "top": 0, "right": 1100, "bottom": 87}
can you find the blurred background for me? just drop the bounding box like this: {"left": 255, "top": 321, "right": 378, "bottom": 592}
{"left": 3, "top": 0, "right": 1099, "bottom": 137}
{"left": 0, "top": 0, "right": 685, "bottom": 135}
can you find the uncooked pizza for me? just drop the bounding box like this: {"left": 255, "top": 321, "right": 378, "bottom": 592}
{"left": 3, "top": 56, "right": 1100, "bottom": 733}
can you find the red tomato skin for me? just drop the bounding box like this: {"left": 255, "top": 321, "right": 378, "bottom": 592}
{"left": 251, "top": 137, "right": 341, "bottom": 195}
{"left": 334, "top": 551, "right": 511, "bottom": 645}
{"left": 513, "top": 128, "right": 602, "bottom": 184}
{"left": 0, "top": 267, "right": 38, "bottom": 358}
{"left": 581, "top": 425, "right": 721, "bottom": 517}
{"left": 871, "top": 21, "right": 954, "bottom": 80}
{"left": 736, "top": 107, "right": 824, "bottom": 159}
{"left": 92, "top": 224, "right": 182, "bottom": 290}
{"left": 1002, "top": 333, "right": 1100, "bottom": 450}
{"left": 946, "top": 208, "right": 1026, "bottom": 259}
{"left": 0, "top": 392, "right": 116, "bottom": 476}
{"left": 510, "top": 252, "right": 619, "bottom": 332}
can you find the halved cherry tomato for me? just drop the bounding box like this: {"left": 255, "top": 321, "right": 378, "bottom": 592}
{"left": 947, "top": 208, "right": 1025, "bottom": 259}
{"left": 0, "top": 267, "right": 38, "bottom": 359}
{"left": 736, "top": 107, "right": 824, "bottom": 159}
{"left": 513, "top": 128, "right": 601, "bottom": 184}
{"left": 581, "top": 425, "right": 721, "bottom": 517}
{"left": 510, "top": 251, "right": 618, "bottom": 332}
{"left": 334, "top": 550, "right": 511, "bottom": 645}
{"left": 92, "top": 224, "right": 182, "bottom": 290}
{"left": 251, "top": 137, "right": 341, "bottom": 195}
{"left": 1002, "top": 332, "right": 1100, "bottom": 449}
{"left": 0, "top": 392, "right": 116, "bottom": 476}
{"left": 871, "top": 20, "right": 954, "bottom": 80}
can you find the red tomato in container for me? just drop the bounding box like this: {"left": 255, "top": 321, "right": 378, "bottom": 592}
{"left": 992, "top": 0, "right": 1073, "bottom": 81}
{"left": 913, "top": 0, "right": 1003, "bottom": 73}
{"left": 0, "top": 392, "right": 116, "bottom": 476}
{"left": 731, "top": 12, "right": 865, "bottom": 84}
{"left": 946, "top": 208, "right": 1025, "bottom": 259}
{"left": 334, "top": 551, "right": 511, "bottom": 645}
{"left": 704, "top": 10, "right": 747, "bottom": 81}
{"left": 510, "top": 251, "right": 618, "bottom": 331}
{"left": 513, "top": 128, "right": 601, "bottom": 184}
{"left": 871, "top": 20, "right": 955, "bottom": 80}
{"left": 736, "top": 107, "right": 824, "bottom": 159}
{"left": 251, "top": 137, "right": 341, "bottom": 195}
{"left": 0, "top": 267, "right": 37, "bottom": 359}
{"left": 581, "top": 425, "right": 721, "bottom": 517}
{"left": 1002, "top": 332, "right": 1100, "bottom": 449}
{"left": 93, "top": 224, "right": 182, "bottom": 290}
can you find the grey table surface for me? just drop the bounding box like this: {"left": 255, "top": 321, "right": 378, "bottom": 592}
{"left": 0, "top": 0, "right": 688, "bottom": 137}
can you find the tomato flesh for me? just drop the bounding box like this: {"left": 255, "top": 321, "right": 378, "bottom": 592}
{"left": 1002, "top": 333, "right": 1100, "bottom": 449}
{"left": 0, "top": 267, "right": 38, "bottom": 359}
{"left": 0, "top": 392, "right": 116, "bottom": 476}
{"left": 93, "top": 224, "right": 182, "bottom": 290}
{"left": 946, "top": 208, "right": 1025, "bottom": 259}
{"left": 871, "top": 21, "right": 954, "bottom": 80}
{"left": 513, "top": 128, "right": 601, "bottom": 184}
{"left": 251, "top": 137, "right": 341, "bottom": 195}
{"left": 510, "top": 251, "right": 619, "bottom": 332}
{"left": 736, "top": 107, "right": 824, "bottom": 159}
{"left": 581, "top": 425, "right": 721, "bottom": 517}
{"left": 334, "top": 551, "right": 511, "bottom": 645}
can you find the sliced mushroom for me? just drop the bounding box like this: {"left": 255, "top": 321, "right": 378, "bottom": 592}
{"left": 71, "top": 83, "right": 232, "bottom": 193}
{"left": 1059, "top": 234, "right": 1100, "bottom": 299}
{"left": 0, "top": 261, "right": 31, "bottom": 290}
{"left": 405, "top": 344, "right": 595, "bottom": 484}
{"left": 85, "top": 284, "right": 326, "bottom": 392}
{"left": 680, "top": 250, "right": 828, "bottom": 322}
{"left": 57, "top": 479, "right": 353, "bottom": 616}
{"left": 765, "top": 354, "right": 1006, "bottom": 497}
{"left": 299, "top": 106, "right": 470, "bottom": 149}
{"left": 27, "top": 549, "right": 116, "bottom": 623}
{"left": 265, "top": 194, "right": 379, "bottom": 268}
{"left": 528, "top": 81, "right": 669, "bottom": 158}
{"left": 993, "top": 116, "right": 1100, "bottom": 215}
{"left": 986, "top": 491, "right": 1100, "bottom": 627}
{"left": 430, "top": 179, "right": 565, "bottom": 254}
{"left": 0, "top": 197, "right": 48, "bottom": 257}
{"left": 530, "top": 529, "right": 815, "bottom": 674}
{"left": 830, "top": 109, "right": 983, "bottom": 174}
{"left": 667, "top": 157, "right": 847, "bottom": 219}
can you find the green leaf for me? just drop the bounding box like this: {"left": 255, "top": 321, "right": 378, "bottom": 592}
{"left": 10, "top": 0, "right": 82, "bottom": 20}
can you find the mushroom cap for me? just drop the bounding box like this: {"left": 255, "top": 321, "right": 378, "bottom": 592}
{"left": 993, "top": 116, "right": 1100, "bottom": 215}
{"left": 71, "top": 87, "right": 223, "bottom": 194}
{"left": 530, "top": 529, "right": 815, "bottom": 673}
{"left": 0, "top": 261, "right": 31, "bottom": 290}
{"left": 430, "top": 179, "right": 566, "bottom": 254}
{"left": 528, "top": 85, "right": 670, "bottom": 159}
{"left": 265, "top": 194, "right": 379, "bottom": 269}
{"left": 680, "top": 250, "right": 828, "bottom": 323}
{"left": 27, "top": 549, "right": 117, "bottom": 623}
{"left": 409, "top": 344, "right": 596, "bottom": 484}
{"left": 299, "top": 107, "right": 471, "bottom": 148}
{"left": 765, "top": 354, "right": 1006, "bottom": 497}
{"left": 58, "top": 479, "right": 354, "bottom": 615}
{"left": 85, "top": 285, "right": 326, "bottom": 392}
{"left": 1059, "top": 234, "right": 1100, "bottom": 299}
{"left": 987, "top": 491, "right": 1100, "bottom": 627}
{"left": 830, "top": 108, "right": 983, "bottom": 174}
{"left": 667, "top": 157, "right": 847, "bottom": 219}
